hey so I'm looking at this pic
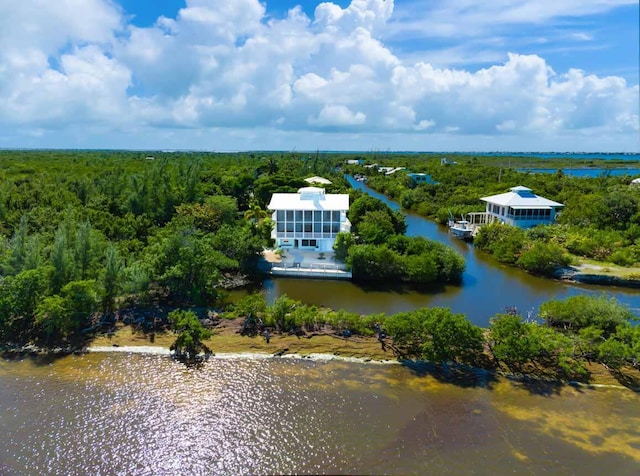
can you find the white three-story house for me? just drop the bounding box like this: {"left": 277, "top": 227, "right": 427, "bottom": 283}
{"left": 267, "top": 187, "right": 351, "bottom": 251}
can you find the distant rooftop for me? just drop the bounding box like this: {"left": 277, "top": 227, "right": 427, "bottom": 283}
{"left": 304, "top": 176, "right": 332, "bottom": 185}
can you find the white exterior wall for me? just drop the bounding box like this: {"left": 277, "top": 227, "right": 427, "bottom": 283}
{"left": 268, "top": 187, "right": 350, "bottom": 251}
{"left": 270, "top": 210, "right": 351, "bottom": 251}
{"left": 484, "top": 204, "right": 557, "bottom": 228}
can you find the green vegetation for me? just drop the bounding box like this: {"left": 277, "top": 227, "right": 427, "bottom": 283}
{"left": 168, "top": 309, "right": 212, "bottom": 360}
{"left": 336, "top": 194, "right": 465, "bottom": 284}
{"left": 0, "top": 150, "right": 353, "bottom": 347}
{"left": 224, "top": 293, "right": 638, "bottom": 384}
{"left": 474, "top": 223, "right": 572, "bottom": 276}
{"left": 346, "top": 154, "right": 640, "bottom": 275}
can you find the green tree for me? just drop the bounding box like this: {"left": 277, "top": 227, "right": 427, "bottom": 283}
{"left": 102, "top": 244, "right": 123, "bottom": 313}
{"left": 488, "top": 314, "right": 541, "bottom": 368}
{"left": 268, "top": 294, "right": 298, "bottom": 331}
{"left": 539, "top": 295, "right": 634, "bottom": 335}
{"left": 243, "top": 201, "right": 269, "bottom": 223}
{"left": 516, "top": 242, "right": 571, "bottom": 276}
{"left": 50, "top": 226, "right": 73, "bottom": 293}
{"left": 385, "top": 308, "right": 483, "bottom": 364}
{"left": 35, "top": 295, "right": 68, "bottom": 345}
{"left": 349, "top": 195, "right": 406, "bottom": 235}
{"left": 0, "top": 267, "right": 50, "bottom": 343}
{"left": 168, "top": 310, "right": 212, "bottom": 360}
{"left": 333, "top": 232, "right": 355, "bottom": 261}
{"left": 421, "top": 308, "right": 484, "bottom": 365}
{"left": 357, "top": 210, "right": 397, "bottom": 244}
{"left": 7, "top": 215, "right": 29, "bottom": 274}
{"left": 61, "top": 280, "right": 99, "bottom": 334}
{"left": 74, "top": 221, "right": 101, "bottom": 280}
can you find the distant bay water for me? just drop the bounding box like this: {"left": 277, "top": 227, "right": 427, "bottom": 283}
{"left": 518, "top": 168, "right": 640, "bottom": 177}
{"left": 337, "top": 151, "right": 640, "bottom": 161}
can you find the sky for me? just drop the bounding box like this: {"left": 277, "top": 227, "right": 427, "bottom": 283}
{"left": 0, "top": 0, "right": 638, "bottom": 152}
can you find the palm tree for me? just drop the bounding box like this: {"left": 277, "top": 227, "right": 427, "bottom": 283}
{"left": 244, "top": 202, "right": 269, "bottom": 223}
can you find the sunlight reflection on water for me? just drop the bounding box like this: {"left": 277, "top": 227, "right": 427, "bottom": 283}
{"left": 1, "top": 353, "right": 639, "bottom": 475}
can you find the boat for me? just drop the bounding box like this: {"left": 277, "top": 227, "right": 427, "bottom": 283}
{"left": 448, "top": 212, "right": 474, "bottom": 240}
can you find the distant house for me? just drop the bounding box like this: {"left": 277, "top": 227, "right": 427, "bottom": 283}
{"left": 480, "top": 186, "right": 564, "bottom": 228}
{"left": 345, "top": 159, "right": 364, "bottom": 165}
{"left": 407, "top": 173, "right": 436, "bottom": 184}
{"left": 441, "top": 158, "right": 457, "bottom": 166}
{"left": 632, "top": 177, "right": 640, "bottom": 186}
{"left": 304, "top": 176, "right": 332, "bottom": 185}
{"left": 378, "top": 166, "right": 406, "bottom": 175}
{"left": 267, "top": 187, "right": 351, "bottom": 251}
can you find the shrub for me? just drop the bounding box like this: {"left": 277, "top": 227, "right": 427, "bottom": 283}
{"left": 516, "top": 242, "right": 571, "bottom": 276}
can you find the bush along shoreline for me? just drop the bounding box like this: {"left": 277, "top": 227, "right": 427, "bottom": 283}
{"left": 4, "top": 294, "right": 638, "bottom": 391}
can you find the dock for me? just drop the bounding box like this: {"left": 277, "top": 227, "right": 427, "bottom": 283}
{"left": 269, "top": 263, "right": 352, "bottom": 279}
{"left": 262, "top": 249, "right": 352, "bottom": 280}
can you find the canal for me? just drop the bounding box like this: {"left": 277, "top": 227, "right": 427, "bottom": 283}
{"left": 254, "top": 177, "right": 640, "bottom": 326}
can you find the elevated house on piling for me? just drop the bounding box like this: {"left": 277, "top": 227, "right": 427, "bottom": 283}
{"left": 480, "top": 186, "right": 564, "bottom": 229}
{"left": 267, "top": 187, "right": 351, "bottom": 252}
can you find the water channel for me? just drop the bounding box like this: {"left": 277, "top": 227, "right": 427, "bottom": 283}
{"left": 255, "top": 176, "right": 640, "bottom": 326}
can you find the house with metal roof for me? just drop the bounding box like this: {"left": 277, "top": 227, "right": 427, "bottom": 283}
{"left": 407, "top": 173, "right": 437, "bottom": 185}
{"left": 267, "top": 187, "right": 351, "bottom": 251}
{"left": 480, "top": 186, "right": 564, "bottom": 228}
{"left": 304, "top": 176, "right": 332, "bottom": 185}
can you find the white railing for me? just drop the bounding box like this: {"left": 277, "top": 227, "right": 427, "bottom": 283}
{"left": 272, "top": 262, "right": 348, "bottom": 271}
{"left": 274, "top": 232, "right": 337, "bottom": 239}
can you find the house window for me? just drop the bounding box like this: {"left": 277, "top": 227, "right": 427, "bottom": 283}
{"left": 323, "top": 211, "right": 331, "bottom": 221}
{"left": 295, "top": 210, "right": 303, "bottom": 221}
{"left": 331, "top": 223, "right": 340, "bottom": 233}
{"left": 310, "top": 240, "right": 317, "bottom": 247}
{"left": 295, "top": 222, "right": 302, "bottom": 232}
{"left": 286, "top": 222, "right": 293, "bottom": 232}
{"left": 304, "top": 223, "right": 312, "bottom": 233}
{"left": 304, "top": 210, "right": 312, "bottom": 221}
{"left": 302, "top": 239, "right": 309, "bottom": 246}
{"left": 286, "top": 210, "right": 294, "bottom": 221}
{"left": 332, "top": 211, "right": 340, "bottom": 222}
{"left": 277, "top": 222, "right": 285, "bottom": 232}
{"left": 277, "top": 210, "right": 285, "bottom": 221}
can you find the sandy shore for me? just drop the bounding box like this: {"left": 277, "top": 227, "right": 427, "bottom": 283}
{"left": 89, "top": 319, "right": 394, "bottom": 362}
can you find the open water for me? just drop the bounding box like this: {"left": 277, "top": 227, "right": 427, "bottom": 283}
{"left": 1, "top": 352, "right": 639, "bottom": 475}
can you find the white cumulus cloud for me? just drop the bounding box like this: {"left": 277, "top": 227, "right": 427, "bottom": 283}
{"left": 0, "top": 0, "right": 637, "bottom": 151}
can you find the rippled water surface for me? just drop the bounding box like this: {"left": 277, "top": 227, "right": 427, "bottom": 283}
{"left": 1, "top": 353, "right": 639, "bottom": 475}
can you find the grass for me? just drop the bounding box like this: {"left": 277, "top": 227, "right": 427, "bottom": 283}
{"left": 569, "top": 256, "right": 640, "bottom": 279}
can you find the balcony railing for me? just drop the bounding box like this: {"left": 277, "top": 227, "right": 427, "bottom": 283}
{"left": 274, "top": 232, "right": 337, "bottom": 239}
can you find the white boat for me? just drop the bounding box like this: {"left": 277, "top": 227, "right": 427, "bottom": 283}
{"left": 448, "top": 214, "right": 474, "bottom": 240}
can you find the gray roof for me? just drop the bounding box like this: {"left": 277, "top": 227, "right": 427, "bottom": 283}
{"left": 481, "top": 186, "right": 564, "bottom": 208}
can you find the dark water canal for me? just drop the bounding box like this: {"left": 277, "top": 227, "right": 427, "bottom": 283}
{"left": 254, "top": 177, "right": 640, "bottom": 326}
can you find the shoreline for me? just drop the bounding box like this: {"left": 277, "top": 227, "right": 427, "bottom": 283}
{"left": 87, "top": 345, "right": 398, "bottom": 364}
{"left": 4, "top": 338, "right": 636, "bottom": 393}
{"left": 85, "top": 345, "right": 636, "bottom": 391}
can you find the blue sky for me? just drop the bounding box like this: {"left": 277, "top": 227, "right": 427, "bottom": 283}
{"left": 0, "top": 0, "right": 638, "bottom": 152}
